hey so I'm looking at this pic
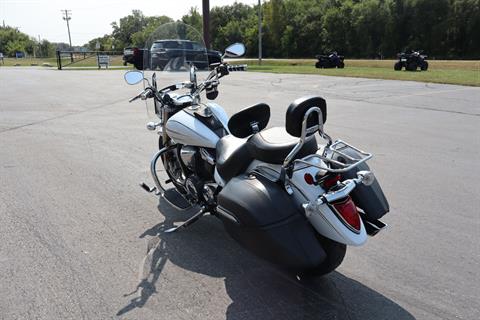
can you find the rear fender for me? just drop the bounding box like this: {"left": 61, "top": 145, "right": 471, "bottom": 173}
{"left": 290, "top": 162, "right": 367, "bottom": 246}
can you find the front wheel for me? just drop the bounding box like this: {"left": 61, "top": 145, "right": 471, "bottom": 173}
{"left": 299, "top": 235, "right": 346, "bottom": 278}
{"left": 338, "top": 61, "right": 345, "bottom": 69}
{"left": 394, "top": 62, "right": 402, "bottom": 71}
{"left": 421, "top": 61, "right": 428, "bottom": 71}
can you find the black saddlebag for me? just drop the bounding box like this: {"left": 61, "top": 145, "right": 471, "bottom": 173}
{"left": 334, "top": 150, "right": 390, "bottom": 220}
{"left": 217, "top": 174, "right": 326, "bottom": 270}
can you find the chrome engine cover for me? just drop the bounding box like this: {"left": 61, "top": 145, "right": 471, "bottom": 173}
{"left": 180, "top": 146, "right": 197, "bottom": 170}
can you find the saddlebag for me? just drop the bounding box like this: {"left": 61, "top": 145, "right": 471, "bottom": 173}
{"left": 217, "top": 174, "right": 326, "bottom": 270}
{"left": 334, "top": 150, "right": 390, "bottom": 220}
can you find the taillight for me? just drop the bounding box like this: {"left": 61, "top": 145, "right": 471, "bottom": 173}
{"left": 331, "top": 197, "right": 361, "bottom": 233}
{"left": 304, "top": 173, "right": 315, "bottom": 185}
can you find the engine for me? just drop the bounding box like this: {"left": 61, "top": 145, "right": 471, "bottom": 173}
{"left": 179, "top": 146, "right": 216, "bottom": 205}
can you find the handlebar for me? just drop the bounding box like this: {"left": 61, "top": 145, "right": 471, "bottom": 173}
{"left": 128, "top": 87, "right": 153, "bottom": 103}
{"left": 227, "top": 64, "right": 248, "bottom": 72}
{"left": 128, "top": 62, "right": 247, "bottom": 106}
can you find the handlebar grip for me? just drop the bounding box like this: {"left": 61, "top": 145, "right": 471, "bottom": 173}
{"left": 140, "top": 88, "right": 153, "bottom": 100}
{"left": 227, "top": 64, "right": 248, "bottom": 72}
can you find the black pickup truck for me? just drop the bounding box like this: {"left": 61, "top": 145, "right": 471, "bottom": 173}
{"left": 124, "top": 40, "right": 222, "bottom": 70}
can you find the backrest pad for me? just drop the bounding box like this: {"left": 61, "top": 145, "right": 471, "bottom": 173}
{"left": 228, "top": 103, "right": 270, "bottom": 138}
{"left": 285, "top": 96, "right": 327, "bottom": 137}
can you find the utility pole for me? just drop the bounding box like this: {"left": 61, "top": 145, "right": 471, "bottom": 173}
{"left": 61, "top": 10, "right": 73, "bottom": 49}
{"left": 258, "top": 0, "right": 262, "bottom": 65}
{"left": 61, "top": 9, "right": 73, "bottom": 62}
{"left": 202, "top": 0, "right": 210, "bottom": 49}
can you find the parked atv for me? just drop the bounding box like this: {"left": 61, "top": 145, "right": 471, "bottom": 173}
{"left": 315, "top": 52, "right": 345, "bottom": 68}
{"left": 394, "top": 51, "right": 428, "bottom": 71}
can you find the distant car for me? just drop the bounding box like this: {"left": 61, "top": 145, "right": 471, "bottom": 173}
{"left": 315, "top": 52, "right": 345, "bottom": 68}
{"left": 394, "top": 51, "right": 428, "bottom": 71}
{"left": 149, "top": 39, "right": 222, "bottom": 70}
{"left": 123, "top": 41, "right": 222, "bottom": 71}
{"left": 123, "top": 47, "right": 137, "bottom": 66}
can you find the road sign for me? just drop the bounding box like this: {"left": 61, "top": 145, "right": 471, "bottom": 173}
{"left": 97, "top": 55, "right": 109, "bottom": 69}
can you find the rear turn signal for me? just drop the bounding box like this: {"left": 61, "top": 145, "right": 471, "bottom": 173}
{"left": 332, "top": 197, "right": 361, "bottom": 233}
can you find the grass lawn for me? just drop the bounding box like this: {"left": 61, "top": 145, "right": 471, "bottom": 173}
{"left": 234, "top": 59, "right": 480, "bottom": 86}
{"left": 2, "top": 56, "right": 478, "bottom": 86}
{"left": 0, "top": 55, "right": 127, "bottom": 69}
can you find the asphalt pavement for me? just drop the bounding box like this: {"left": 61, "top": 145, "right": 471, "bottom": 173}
{"left": 0, "top": 68, "right": 479, "bottom": 320}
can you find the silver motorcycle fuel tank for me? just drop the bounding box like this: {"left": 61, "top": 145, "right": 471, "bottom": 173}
{"left": 165, "top": 109, "right": 220, "bottom": 148}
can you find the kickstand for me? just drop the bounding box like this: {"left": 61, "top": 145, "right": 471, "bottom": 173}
{"left": 164, "top": 207, "right": 208, "bottom": 233}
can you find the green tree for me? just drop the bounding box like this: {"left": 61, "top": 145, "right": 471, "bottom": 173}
{"left": 111, "top": 10, "right": 147, "bottom": 48}
{"left": 0, "top": 26, "right": 35, "bottom": 57}
{"left": 130, "top": 15, "right": 173, "bottom": 47}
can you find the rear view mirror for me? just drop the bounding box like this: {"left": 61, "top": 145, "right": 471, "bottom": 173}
{"left": 124, "top": 71, "right": 143, "bottom": 85}
{"left": 224, "top": 43, "right": 246, "bottom": 58}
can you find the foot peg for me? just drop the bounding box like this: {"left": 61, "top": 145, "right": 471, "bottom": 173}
{"left": 140, "top": 182, "right": 157, "bottom": 193}
{"left": 164, "top": 208, "right": 207, "bottom": 233}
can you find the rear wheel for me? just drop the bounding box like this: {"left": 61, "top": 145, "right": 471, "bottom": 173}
{"left": 299, "top": 235, "right": 347, "bottom": 278}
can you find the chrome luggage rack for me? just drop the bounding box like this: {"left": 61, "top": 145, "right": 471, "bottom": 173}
{"left": 293, "top": 139, "right": 372, "bottom": 173}
{"left": 282, "top": 105, "right": 372, "bottom": 174}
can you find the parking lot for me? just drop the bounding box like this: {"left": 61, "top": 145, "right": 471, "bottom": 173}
{"left": 0, "top": 68, "right": 479, "bottom": 320}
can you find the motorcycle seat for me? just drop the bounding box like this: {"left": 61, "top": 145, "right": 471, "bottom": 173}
{"left": 216, "top": 135, "right": 253, "bottom": 182}
{"left": 247, "top": 127, "right": 318, "bottom": 165}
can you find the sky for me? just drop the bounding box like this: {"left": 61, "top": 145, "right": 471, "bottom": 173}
{"left": 0, "top": 0, "right": 258, "bottom": 45}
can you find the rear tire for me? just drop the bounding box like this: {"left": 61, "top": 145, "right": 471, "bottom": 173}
{"left": 299, "top": 235, "right": 346, "bottom": 278}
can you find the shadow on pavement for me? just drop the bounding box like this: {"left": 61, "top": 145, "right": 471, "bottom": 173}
{"left": 117, "top": 198, "right": 415, "bottom": 320}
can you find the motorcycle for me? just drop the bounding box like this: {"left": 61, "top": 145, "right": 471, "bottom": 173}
{"left": 315, "top": 52, "right": 345, "bottom": 69}
{"left": 124, "top": 22, "right": 389, "bottom": 277}
{"left": 394, "top": 50, "right": 428, "bottom": 71}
